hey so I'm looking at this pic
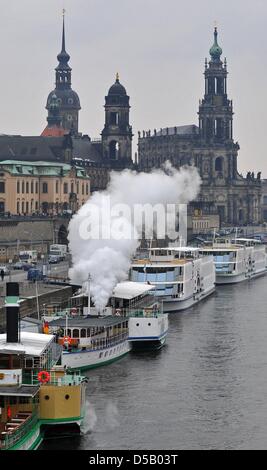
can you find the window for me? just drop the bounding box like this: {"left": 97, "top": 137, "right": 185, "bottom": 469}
{"left": 35, "top": 182, "right": 38, "bottom": 194}
{"left": 110, "top": 112, "right": 119, "bottom": 125}
{"left": 22, "top": 181, "right": 25, "bottom": 194}
{"left": 17, "top": 201, "right": 20, "bottom": 213}
{"left": 35, "top": 201, "right": 38, "bottom": 211}
{"left": 56, "top": 181, "right": 59, "bottom": 194}
{"left": 215, "top": 157, "right": 223, "bottom": 172}
{"left": 81, "top": 329, "right": 86, "bottom": 338}
{"left": 22, "top": 201, "right": 25, "bottom": 213}
{"left": 17, "top": 181, "right": 20, "bottom": 193}
{"left": 71, "top": 183, "right": 74, "bottom": 193}
{"left": 76, "top": 182, "right": 79, "bottom": 194}
{"left": 26, "top": 202, "right": 29, "bottom": 214}
{"left": 86, "top": 184, "right": 89, "bottom": 195}
{"left": 64, "top": 183, "right": 68, "bottom": 194}
{"left": 26, "top": 182, "right": 29, "bottom": 194}
{"left": 109, "top": 141, "right": 119, "bottom": 160}
{"left": 82, "top": 184, "right": 84, "bottom": 195}
{"left": 31, "top": 181, "right": 34, "bottom": 194}
{"left": 0, "top": 182, "right": 5, "bottom": 193}
{"left": 42, "top": 182, "right": 48, "bottom": 193}
{"left": 73, "top": 329, "right": 79, "bottom": 338}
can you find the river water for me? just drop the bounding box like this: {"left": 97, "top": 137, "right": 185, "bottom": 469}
{"left": 41, "top": 275, "right": 267, "bottom": 450}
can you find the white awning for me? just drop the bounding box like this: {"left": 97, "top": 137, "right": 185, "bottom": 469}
{"left": 112, "top": 282, "right": 154, "bottom": 300}
{"left": 0, "top": 332, "right": 54, "bottom": 357}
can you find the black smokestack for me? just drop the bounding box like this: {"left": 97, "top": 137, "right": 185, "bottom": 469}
{"left": 6, "top": 282, "right": 20, "bottom": 343}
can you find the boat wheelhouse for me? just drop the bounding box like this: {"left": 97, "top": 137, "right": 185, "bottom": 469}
{"left": 198, "top": 238, "right": 267, "bottom": 284}
{"left": 130, "top": 247, "right": 215, "bottom": 312}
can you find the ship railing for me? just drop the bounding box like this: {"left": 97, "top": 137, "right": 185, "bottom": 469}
{"left": 24, "top": 370, "right": 85, "bottom": 387}
{"left": 113, "top": 308, "right": 162, "bottom": 318}
{"left": 0, "top": 410, "right": 38, "bottom": 450}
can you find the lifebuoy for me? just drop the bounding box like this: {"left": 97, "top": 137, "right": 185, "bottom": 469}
{"left": 63, "top": 336, "right": 72, "bottom": 344}
{"left": 37, "top": 370, "right": 50, "bottom": 384}
{"left": 70, "top": 307, "right": 77, "bottom": 316}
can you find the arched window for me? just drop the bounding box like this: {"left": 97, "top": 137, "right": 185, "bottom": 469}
{"left": 215, "top": 157, "right": 223, "bottom": 172}
{"left": 73, "top": 329, "right": 79, "bottom": 338}
{"left": 81, "top": 329, "right": 86, "bottom": 338}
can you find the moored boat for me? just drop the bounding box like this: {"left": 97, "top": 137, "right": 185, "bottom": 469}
{"left": 45, "top": 282, "right": 159, "bottom": 370}
{"left": 0, "top": 282, "right": 87, "bottom": 451}
{"left": 198, "top": 238, "right": 267, "bottom": 284}
{"left": 130, "top": 247, "right": 215, "bottom": 312}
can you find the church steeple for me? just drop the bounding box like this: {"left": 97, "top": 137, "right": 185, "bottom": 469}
{"left": 45, "top": 12, "right": 81, "bottom": 135}
{"left": 55, "top": 13, "right": 71, "bottom": 89}
{"left": 198, "top": 27, "right": 233, "bottom": 144}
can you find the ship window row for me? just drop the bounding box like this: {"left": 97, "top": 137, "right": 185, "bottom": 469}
{"left": 132, "top": 268, "right": 183, "bottom": 283}
{"left": 65, "top": 324, "right": 127, "bottom": 339}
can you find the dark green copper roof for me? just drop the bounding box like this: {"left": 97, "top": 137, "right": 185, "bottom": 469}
{"left": 209, "top": 27, "right": 222, "bottom": 61}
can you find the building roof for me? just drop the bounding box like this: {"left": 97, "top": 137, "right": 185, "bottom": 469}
{"left": 112, "top": 281, "right": 154, "bottom": 300}
{"left": 0, "top": 332, "right": 54, "bottom": 357}
{"left": 72, "top": 136, "right": 103, "bottom": 163}
{"left": 41, "top": 126, "right": 68, "bottom": 137}
{"left": 0, "top": 135, "right": 67, "bottom": 162}
{"left": 48, "top": 315, "right": 126, "bottom": 328}
{"left": 0, "top": 160, "right": 88, "bottom": 179}
{"left": 0, "top": 385, "right": 40, "bottom": 397}
{"left": 108, "top": 74, "right": 127, "bottom": 96}
{"left": 155, "top": 125, "right": 199, "bottom": 137}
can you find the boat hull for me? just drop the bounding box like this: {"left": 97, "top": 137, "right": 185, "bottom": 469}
{"left": 216, "top": 268, "right": 267, "bottom": 285}
{"left": 61, "top": 340, "right": 131, "bottom": 370}
{"left": 130, "top": 333, "right": 167, "bottom": 351}
{"left": 162, "top": 286, "right": 215, "bottom": 312}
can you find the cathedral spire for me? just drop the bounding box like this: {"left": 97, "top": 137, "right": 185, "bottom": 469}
{"left": 56, "top": 12, "right": 71, "bottom": 69}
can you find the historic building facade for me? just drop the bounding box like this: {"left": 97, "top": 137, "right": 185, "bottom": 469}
{"left": 0, "top": 160, "right": 89, "bottom": 215}
{"left": 138, "top": 28, "right": 262, "bottom": 225}
{"left": 0, "top": 20, "right": 263, "bottom": 222}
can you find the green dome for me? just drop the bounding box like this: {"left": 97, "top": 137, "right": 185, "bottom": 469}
{"left": 209, "top": 27, "right": 222, "bottom": 60}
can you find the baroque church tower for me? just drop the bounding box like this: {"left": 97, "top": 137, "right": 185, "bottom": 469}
{"left": 46, "top": 14, "right": 81, "bottom": 135}
{"left": 101, "top": 74, "right": 133, "bottom": 164}
{"left": 198, "top": 27, "right": 239, "bottom": 186}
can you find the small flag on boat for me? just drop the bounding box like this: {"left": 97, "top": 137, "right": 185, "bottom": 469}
{"left": 43, "top": 321, "right": 49, "bottom": 334}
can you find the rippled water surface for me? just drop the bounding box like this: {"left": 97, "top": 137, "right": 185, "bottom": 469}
{"left": 41, "top": 276, "right": 267, "bottom": 450}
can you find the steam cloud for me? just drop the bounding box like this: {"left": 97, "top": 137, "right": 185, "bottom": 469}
{"left": 68, "top": 163, "right": 201, "bottom": 311}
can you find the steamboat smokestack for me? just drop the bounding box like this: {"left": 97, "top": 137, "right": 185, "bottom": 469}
{"left": 6, "top": 282, "right": 20, "bottom": 343}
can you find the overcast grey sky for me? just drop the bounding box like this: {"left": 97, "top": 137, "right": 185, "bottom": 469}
{"left": 0, "top": 0, "right": 266, "bottom": 175}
